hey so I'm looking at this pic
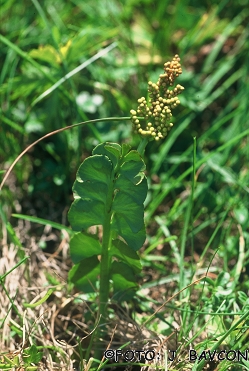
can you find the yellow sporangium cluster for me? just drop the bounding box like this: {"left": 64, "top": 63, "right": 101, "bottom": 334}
{"left": 130, "top": 54, "right": 184, "bottom": 141}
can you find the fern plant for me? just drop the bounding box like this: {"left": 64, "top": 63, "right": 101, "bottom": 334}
{"left": 67, "top": 55, "right": 184, "bottom": 355}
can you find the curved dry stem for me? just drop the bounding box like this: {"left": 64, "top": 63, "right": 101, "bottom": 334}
{"left": 0, "top": 117, "right": 131, "bottom": 191}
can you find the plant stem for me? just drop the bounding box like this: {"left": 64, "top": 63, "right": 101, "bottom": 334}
{"left": 99, "top": 213, "right": 112, "bottom": 323}
{"left": 94, "top": 178, "right": 114, "bottom": 360}
{"left": 137, "top": 137, "right": 149, "bottom": 156}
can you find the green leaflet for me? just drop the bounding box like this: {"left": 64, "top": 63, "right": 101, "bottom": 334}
{"left": 68, "top": 256, "right": 100, "bottom": 293}
{"left": 111, "top": 215, "right": 146, "bottom": 251}
{"left": 70, "top": 232, "right": 101, "bottom": 263}
{"left": 111, "top": 261, "right": 139, "bottom": 301}
{"left": 68, "top": 142, "right": 147, "bottom": 297}
{"left": 110, "top": 239, "right": 141, "bottom": 273}
{"left": 68, "top": 155, "right": 112, "bottom": 230}
{"left": 68, "top": 198, "right": 105, "bottom": 231}
{"left": 93, "top": 142, "right": 121, "bottom": 168}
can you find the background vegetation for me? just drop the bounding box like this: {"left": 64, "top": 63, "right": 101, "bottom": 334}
{"left": 1, "top": 0, "right": 249, "bottom": 370}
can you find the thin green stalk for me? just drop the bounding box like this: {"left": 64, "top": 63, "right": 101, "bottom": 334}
{"left": 137, "top": 137, "right": 149, "bottom": 156}
{"left": 179, "top": 138, "right": 196, "bottom": 336}
{"left": 98, "top": 212, "right": 112, "bottom": 323}
{"left": 0, "top": 257, "right": 29, "bottom": 281}
{"left": 94, "top": 172, "right": 115, "bottom": 360}
{"left": 179, "top": 142, "right": 195, "bottom": 294}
